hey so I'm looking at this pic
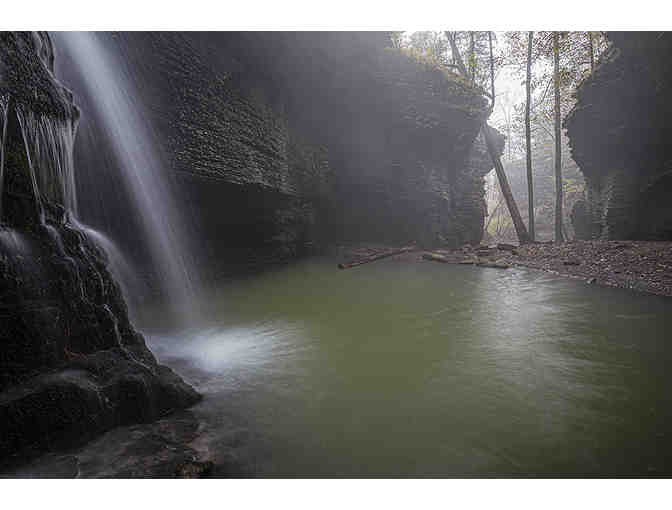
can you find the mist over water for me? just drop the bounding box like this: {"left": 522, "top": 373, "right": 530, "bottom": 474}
{"left": 141, "top": 258, "right": 672, "bottom": 476}
{"left": 52, "top": 31, "right": 197, "bottom": 318}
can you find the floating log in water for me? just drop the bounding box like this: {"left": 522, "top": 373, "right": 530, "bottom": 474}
{"left": 338, "top": 245, "right": 416, "bottom": 269}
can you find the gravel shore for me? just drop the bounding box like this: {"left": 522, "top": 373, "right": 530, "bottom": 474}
{"left": 339, "top": 241, "right": 672, "bottom": 298}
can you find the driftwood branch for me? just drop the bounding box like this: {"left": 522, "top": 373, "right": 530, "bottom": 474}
{"left": 337, "top": 245, "right": 416, "bottom": 270}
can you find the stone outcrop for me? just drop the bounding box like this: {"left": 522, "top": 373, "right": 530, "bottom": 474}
{"left": 56, "top": 32, "right": 495, "bottom": 279}
{"left": 0, "top": 32, "right": 200, "bottom": 471}
{"left": 565, "top": 32, "right": 672, "bottom": 241}
{"left": 457, "top": 129, "right": 505, "bottom": 245}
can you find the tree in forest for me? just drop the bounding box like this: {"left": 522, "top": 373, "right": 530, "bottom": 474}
{"left": 490, "top": 31, "right": 609, "bottom": 242}
{"left": 400, "top": 31, "right": 452, "bottom": 69}
{"left": 525, "top": 31, "right": 535, "bottom": 241}
{"left": 587, "top": 32, "right": 595, "bottom": 71}
{"left": 553, "top": 32, "right": 563, "bottom": 242}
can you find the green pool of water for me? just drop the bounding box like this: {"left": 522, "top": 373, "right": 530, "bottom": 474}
{"left": 143, "top": 257, "right": 672, "bottom": 476}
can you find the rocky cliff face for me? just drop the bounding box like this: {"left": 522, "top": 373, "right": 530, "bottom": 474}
{"left": 565, "top": 32, "right": 672, "bottom": 241}
{"left": 0, "top": 32, "right": 199, "bottom": 470}
{"left": 57, "top": 32, "right": 494, "bottom": 281}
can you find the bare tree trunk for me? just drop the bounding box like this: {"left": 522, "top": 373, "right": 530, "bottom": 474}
{"left": 553, "top": 32, "right": 564, "bottom": 243}
{"left": 469, "top": 32, "right": 475, "bottom": 86}
{"left": 488, "top": 32, "right": 495, "bottom": 108}
{"left": 338, "top": 245, "right": 416, "bottom": 269}
{"left": 587, "top": 32, "right": 595, "bottom": 71}
{"left": 445, "top": 32, "right": 468, "bottom": 80}
{"left": 525, "top": 31, "right": 535, "bottom": 241}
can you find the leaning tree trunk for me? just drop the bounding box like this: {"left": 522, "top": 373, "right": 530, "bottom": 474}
{"left": 553, "top": 32, "right": 564, "bottom": 243}
{"left": 446, "top": 31, "right": 530, "bottom": 245}
{"left": 483, "top": 125, "right": 531, "bottom": 244}
{"left": 525, "top": 31, "right": 535, "bottom": 241}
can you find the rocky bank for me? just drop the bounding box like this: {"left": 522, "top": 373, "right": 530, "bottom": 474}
{"left": 417, "top": 240, "right": 672, "bottom": 298}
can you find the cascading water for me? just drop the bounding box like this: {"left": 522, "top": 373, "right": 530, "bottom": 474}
{"left": 0, "top": 94, "right": 8, "bottom": 215}
{"left": 51, "top": 31, "right": 197, "bottom": 318}
{"left": 14, "top": 104, "right": 78, "bottom": 223}
{"left": 16, "top": 106, "right": 78, "bottom": 213}
{"left": 71, "top": 217, "right": 141, "bottom": 307}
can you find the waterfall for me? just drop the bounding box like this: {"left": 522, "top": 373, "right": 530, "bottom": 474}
{"left": 72, "top": 217, "right": 142, "bottom": 309}
{"left": 15, "top": 104, "right": 78, "bottom": 221}
{"left": 51, "top": 32, "right": 197, "bottom": 316}
{"left": 0, "top": 94, "right": 8, "bottom": 217}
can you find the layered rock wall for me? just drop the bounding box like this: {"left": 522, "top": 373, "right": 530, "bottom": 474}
{"left": 565, "top": 32, "right": 672, "bottom": 241}
{"left": 58, "top": 32, "right": 494, "bottom": 277}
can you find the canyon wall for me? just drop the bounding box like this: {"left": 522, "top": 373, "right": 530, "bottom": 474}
{"left": 565, "top": 32, "right": 672, "bottom": 241}
{"left": 58, "top": 32, "right": 496, "bottom": 281}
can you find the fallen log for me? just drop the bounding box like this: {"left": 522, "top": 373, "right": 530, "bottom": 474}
{"left": 338, "top": 245, "right": 416, "bottom": 269}
{"left": 422, "top": 252, "right": 450, "bottom": 263}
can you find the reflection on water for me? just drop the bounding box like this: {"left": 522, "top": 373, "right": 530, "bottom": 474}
{"left": 141, "top": 257, "right": 672, "bottom": 476}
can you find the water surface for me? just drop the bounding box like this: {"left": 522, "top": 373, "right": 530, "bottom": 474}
{"left": 142, "top": 258, "right": 672, "bottom": 476}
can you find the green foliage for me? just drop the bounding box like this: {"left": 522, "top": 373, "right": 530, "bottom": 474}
{"left": 398, "top": 31, "right": 499, "bottom": 94}
{"left": 384, "top": 46, "right": 479, "bottom": 92}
